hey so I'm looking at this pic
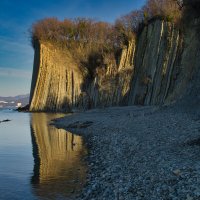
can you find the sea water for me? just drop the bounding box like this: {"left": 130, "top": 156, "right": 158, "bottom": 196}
{"left": 0, "top": 109, "right": 87, "bottom": 200}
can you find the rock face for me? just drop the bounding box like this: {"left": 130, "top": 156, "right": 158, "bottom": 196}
{"left": 30, "top": 2, "right": 200, "bottom": 111}
{"left": 84, "top": 40, "right": 135, "bottom": 108}
{"left": 29, "top": 40, "right": 135, "bottom": 112}
{"left": 128, "top": 20, "right": 182, "bottom": 105}
{"left": 178, "top": 2, "right": 200, "bottom": 107}
{"left": 129, "top": 4, "right": 200, "bottom": 106}
{"left": 29, "top": 43, "right": 84, "bottom": 111}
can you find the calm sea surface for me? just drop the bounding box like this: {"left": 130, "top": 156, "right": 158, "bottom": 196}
{"left": 0, "top": 109, "right": 87, "bottom": 200}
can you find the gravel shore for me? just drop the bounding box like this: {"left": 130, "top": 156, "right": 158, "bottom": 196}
{"left": 54, "top": 105, "right": 200, "bottom": 200}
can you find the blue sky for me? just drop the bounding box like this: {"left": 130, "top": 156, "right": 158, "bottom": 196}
{"left": 0, "top": 0, "right": 146, "bottom": 96}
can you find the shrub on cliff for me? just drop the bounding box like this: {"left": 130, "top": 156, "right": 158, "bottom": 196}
{"left": 143, "top": 0, "right": 183, "bottom": 23}
{"left": 116, "top": 0, "right": 183, "bottom": 35}
{"left": 31, "top": 18, "right": 130, "bottom": 50}
{"left": 114, "top": 10, "right": 142, "bottom": 44}
{"left": 31, "top": 17, "right": 135, "bottom": 79}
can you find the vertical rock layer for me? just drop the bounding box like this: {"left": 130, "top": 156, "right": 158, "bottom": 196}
{"left": 128, "top": 20, "right": 182, "bottom": 105}
{"left": 30, "top": 42, "right": 84, "bottom": 111}
{"left": 129, "top": 2, "right": 200, "bottom": 106}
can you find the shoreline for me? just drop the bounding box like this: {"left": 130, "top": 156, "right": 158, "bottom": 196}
{"left": 54, "top": 105, "right": 200, "bottom": 200}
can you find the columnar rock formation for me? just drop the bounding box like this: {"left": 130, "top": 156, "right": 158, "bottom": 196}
{"left": 29, "top": 1, "right": 200, "bottom": 111}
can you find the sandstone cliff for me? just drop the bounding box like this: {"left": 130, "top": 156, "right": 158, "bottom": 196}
{"left": 29, "top": 1, "right": 200, "bottom": 111}
{"left": 29, "top": 40, "right": 135, "bottom": 112}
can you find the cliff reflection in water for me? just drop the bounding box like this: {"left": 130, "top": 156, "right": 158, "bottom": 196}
{"left": 30, "top": 113, "right": 87, "bottom": 199}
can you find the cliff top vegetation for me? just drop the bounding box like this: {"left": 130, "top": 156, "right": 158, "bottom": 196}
{"left": 31, "top": 0, "right": 182, "bottom": 48}
{"left": 30, "top": 0, "right": 183, "bottom": 75}
{"left": 31, "top": 0, "right": 183, "bottom": 49}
